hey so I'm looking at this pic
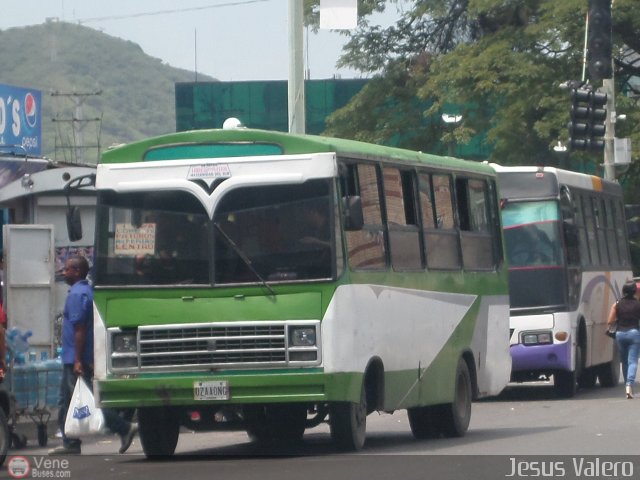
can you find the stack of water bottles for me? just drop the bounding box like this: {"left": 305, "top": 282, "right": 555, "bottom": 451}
{"left": 6, "top": 328, "right": 62, "bottom": 409}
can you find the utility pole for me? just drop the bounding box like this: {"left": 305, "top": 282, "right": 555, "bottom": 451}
{"left": 287, "top": 0, "right": 305, "bottom": 134}
{"left": 51, "top": 90, "right": 102, "bottom": 164}
{"left": 602, "top": 77, "right": 616, "bottom": 180}
{"left": 586, "top": 0, "right": 615, "bottom": 179}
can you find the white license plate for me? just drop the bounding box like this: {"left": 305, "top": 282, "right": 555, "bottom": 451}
{"left": 193, "top": 380, "right": 230, "bottom": 400}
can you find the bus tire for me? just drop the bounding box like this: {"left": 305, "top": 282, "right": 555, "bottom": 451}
{"left": 554, "top": 370, "right": 577, "bottom": 397}
{"left": 437, "top": 359, "right": 472, "bottom": 438}
{"left": 329, "top": 382, "right": 367, "bottom": 451}
{"left": 244, "top": 404, "right": 306, "bottom": 445}
{"left": 598, "top": 346, "right": 621, "bottom": 388}
{"left": 243, "top": 405, "right": 271, "bottom": 444}
{"left": 138, "top": 407, "right": 180, "bottom": 457}
{"left": 578, "top": 367, "right": 598, "bottom": 389}
{"left": 554, "top": 345, "right": 581, "bottom": 398}
{"left": 407, "top": 406, "right": 438, "bottom": 439}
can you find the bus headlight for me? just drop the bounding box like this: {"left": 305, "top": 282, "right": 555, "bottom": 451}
{"left": 112, "top": 331, "right": 138, "bottom": 353}
{"left": 289, "top": 326, "right": 316, "bottom": 347}
{"left": 110, "top": 330, "right": 139, "bottom": 370}
{"left": 522, "top": 331, "right": 553, "bottom": 345}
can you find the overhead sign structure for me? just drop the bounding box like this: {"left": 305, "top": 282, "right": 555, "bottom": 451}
{"left": 0, "top": 83, "right": 42, "bottom": 156}
{"left": 320, "top": 0, "right": 358, "bottom": 30}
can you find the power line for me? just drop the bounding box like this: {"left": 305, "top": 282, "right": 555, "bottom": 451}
{"left": 77, "top": 0, "right": 268, "bottom": 24}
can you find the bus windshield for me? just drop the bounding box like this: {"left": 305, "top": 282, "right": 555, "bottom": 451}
{"left": 501, "top": 200, "right": 566, "bottom": 309}
{"left": 94, "top": 179, "right": 335, "bottom": 286}
{"left": 213, "top": 180, "right": 334, "bottom": 283}
{"left": 502, "top": 200, "right": 562, "bottom": 267}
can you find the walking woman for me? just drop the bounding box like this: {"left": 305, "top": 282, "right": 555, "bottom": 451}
{"left": 607, "top": 281, "right": 640, "bottom": 399}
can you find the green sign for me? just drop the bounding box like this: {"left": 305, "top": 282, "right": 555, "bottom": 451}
{"left": 175, "top": 79, "right": 368, "bottom": 134}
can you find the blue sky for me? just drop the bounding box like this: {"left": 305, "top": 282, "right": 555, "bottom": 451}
{"left": 0, "top": 0, "right": 402, "bottom": 81}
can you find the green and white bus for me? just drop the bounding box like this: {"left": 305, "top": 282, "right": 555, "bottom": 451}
{"left": 81, "top": 126, "right": 511, "bottom": 456}
{"left": 493, "top": 165, "right": 629, "bottom": 398}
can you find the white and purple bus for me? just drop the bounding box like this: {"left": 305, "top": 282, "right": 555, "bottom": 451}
{"left": 493, "top": 165, "right": 630, "bottom": 397}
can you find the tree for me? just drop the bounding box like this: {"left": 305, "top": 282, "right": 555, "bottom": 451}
{"left": 319, "top": 0, "right": 640, "bottom": 178}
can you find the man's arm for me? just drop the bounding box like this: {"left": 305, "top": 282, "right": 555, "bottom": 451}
{"left": 73, "top": 322, "right": 87, "bottom": 377}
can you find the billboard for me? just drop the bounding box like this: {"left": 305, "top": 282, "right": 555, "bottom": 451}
{"left": 0, "top": 83, "right": 42, "bottom": 156}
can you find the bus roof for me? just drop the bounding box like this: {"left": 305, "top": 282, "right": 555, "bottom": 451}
{"left": 102, "top": 128, "right": 495, "bottom": 176}
{"left": 490, "top": 164, "right": 622, "bottom": 198}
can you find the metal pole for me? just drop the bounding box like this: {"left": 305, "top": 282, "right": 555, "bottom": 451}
{"left": 602, "top": 79, "right": 615, "bottom": 181}
{"left": 288, "top": 0, "right": 305, "bottom": 134}
{"left": 582, "top": 12, "right": 589, "bottom": 82}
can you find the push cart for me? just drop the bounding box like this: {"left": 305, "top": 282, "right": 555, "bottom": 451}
{"left": 5, "top": 355, "right": 62, "bottom": 448}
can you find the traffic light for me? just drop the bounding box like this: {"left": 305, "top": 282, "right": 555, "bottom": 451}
{"left": 568, "top": 89, "right": 590, "bottom": 150}
{"left": 568, "top": 88, "right": 607, "bottom": 151}
{"left": 587, "top": 0, "right": 612, "bottom": 82}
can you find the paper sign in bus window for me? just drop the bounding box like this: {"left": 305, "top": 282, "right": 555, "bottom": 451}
{"left": 114, "top": 223, "right": 156, "bottom": 256}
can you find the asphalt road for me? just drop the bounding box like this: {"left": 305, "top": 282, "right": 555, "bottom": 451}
{"left": 4, "top": 380, "right": 640, "bottom": 480}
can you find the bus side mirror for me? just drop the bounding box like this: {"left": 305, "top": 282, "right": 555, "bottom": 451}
{"left": 67, "top": 206, "right": 83, "bottom": 242}
{"left": 63, "top": 173, "right": 96, "bottom": 242}
{"left": 342, "top": 196, "right": 364, "bottom": 231}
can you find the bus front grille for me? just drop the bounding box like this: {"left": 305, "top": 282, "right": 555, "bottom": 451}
{"left": 139, "top": 324, "right": 286, "bottom": 368}
{"left": 108, "top": 321, "right": 321, "bottom": 372}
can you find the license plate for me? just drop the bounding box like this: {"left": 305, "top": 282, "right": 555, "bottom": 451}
{"left": 193, "top": 380, "right": 230, "bottom": 401}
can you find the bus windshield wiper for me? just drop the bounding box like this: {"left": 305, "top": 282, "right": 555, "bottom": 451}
{"left": 213, "top": 221, "right": 276, "bottom": 297}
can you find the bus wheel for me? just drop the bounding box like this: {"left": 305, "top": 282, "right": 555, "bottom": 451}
{"left": 554, "top": 346, "right": 581, "bottom": 398}
{"left": 244, "top": 405, "right": 270, "bottom": 444}
{"left": 407, "top": 406, "right": 438, "bottom": 439}
{"left": 437, "top": 359, "right": 472, "bottom": 438}
{"left": 578, "top": 367, "right": 597, "bottom": 389}
{"left": 138, "top": 407, "right": 180, "bottom": 457}
{"left": 598, "top": 345, "right": 621, "bottom": 388}
{"left": 244, "top": 404, "right": 306, "bottom": 445}
{"left": 329, "top": 382, "right": 367, "bottom": 451}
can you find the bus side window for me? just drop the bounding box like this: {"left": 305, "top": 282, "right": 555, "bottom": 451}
{"left": 456, "top": 177, "right": 496, "bottom": 270}
{"left": 573, "top": 194, "right": 591, "bottom": 267}
{"left": 613, "top": 200, "right": 630, "bottom": 267}
{"left": 560, "top": 185, "right": 580, "bottom": 267}
{"left": 563, "top": 220, "right": 580, "bottom": 266}
{"left": 419, "top": 173, "right": 461, "bottom": 270}
{"left": 344, "top": 163, "right": 386, "bottom": 271}
{"left": 340, "top": 163, "right": 364, "bottom": 231}
{"left": 455, "top": 177, "right": 471, "bottom": 232}
{"left": 604, "top": 198, "right": 620, "bottom": 266}
{"left": 559, "top": 186, "right": 574, "bottom": 221}
{"left": 383, "top": 167, "right": 422, "bottom": 271}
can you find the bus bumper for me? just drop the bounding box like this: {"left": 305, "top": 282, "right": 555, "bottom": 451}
{"left": 510, "top": 341, "right": 571, "bottom": 373}
{"left": 95, "top": 370, "right": 363, "bottom": 409}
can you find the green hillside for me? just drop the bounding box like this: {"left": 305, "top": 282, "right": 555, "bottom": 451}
{"left": 0, "top": 20, "right": 214, "bottom": 162}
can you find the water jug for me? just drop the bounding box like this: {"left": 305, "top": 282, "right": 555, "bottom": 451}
{"left": 7, "top": 328, "right": 33, "bottom": 355}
